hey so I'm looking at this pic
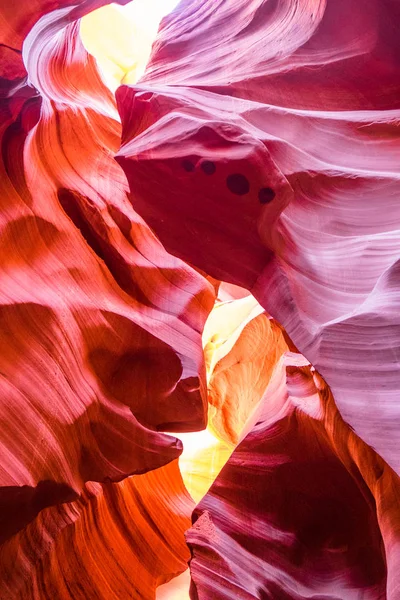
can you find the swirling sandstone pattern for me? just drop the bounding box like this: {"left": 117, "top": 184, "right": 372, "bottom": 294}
{"left": 117, "top": 0, "right": 400, "bottom": 473}
{"left": 1, "top": 0, "right": 400, "bottom": 599}
{"left": 187, "top": 354, "right": 397, "bottom": 599}
{"left": 1, "top": 460, "right": 193, "bottom": 599}
{"left": 1, "top": 0, "right": 212, "bottom": 597}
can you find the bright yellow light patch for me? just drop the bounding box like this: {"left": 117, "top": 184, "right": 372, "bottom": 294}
{"left": 173, "top": 294, "right": 263, "bottom": 503}
{"left": 175, "top": 428, "right": 233, "bottom": 504}
{"left": 80, "top": 0, "right": 180, "bottom": 91}
{"left": 202, "top": 294, "right": 264, "bottom": 383}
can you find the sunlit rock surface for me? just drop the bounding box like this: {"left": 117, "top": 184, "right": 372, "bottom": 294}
{"left": 204, "top": 299, "right": 288, "bottom": 446}
{"left": 1, "top": 460, "right": 193, "bottom": 599}
{"left": 1, "top": 0, "right": 400, "bottom": 599}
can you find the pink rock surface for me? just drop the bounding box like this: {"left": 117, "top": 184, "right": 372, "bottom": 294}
{"left": 117, "top": 0, "right": 400, "bottom": 474}
{"left": 1, "top": 0, "right": 400, "bottom": 598}
{"left": 187, "top": 354, "right": 392, "bottom": 599}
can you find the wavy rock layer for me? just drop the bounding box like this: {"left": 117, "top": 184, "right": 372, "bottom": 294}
{"left": 206, "top": 308, "right": 288, "bottom": 446}
{"left": 0, "top": 0, "right": 213, "bottom": 576}
{"left": 1, "top": 0, "right": 400, "bottom": 599}
{"left": 114, "top": 1, "right": 400, "bottom": 597}
{"left": 117, "top": 0, "right": 400, "bottom": 476}
{"left": 0, "top": 460, "right": 193, "bottom": 599}
{"left": 187, "top": 355, "right": 394, "bottom": 599}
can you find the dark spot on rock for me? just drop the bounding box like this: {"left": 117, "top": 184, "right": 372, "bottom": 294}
{"left": 258, "top": 187, "right": 276, "bottom": 204}
{"left": 226, "top": 173, "right": 250, "bottom": 195}
{"left": 182, "top": 159, "right": 195, "bottom": 172}
{"left": 201, "top": 160, "right": 216, "bottom": 175}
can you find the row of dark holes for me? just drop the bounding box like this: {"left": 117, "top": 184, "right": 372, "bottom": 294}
{"left": 182, "top": 159, "right": 275, "bottom": 204}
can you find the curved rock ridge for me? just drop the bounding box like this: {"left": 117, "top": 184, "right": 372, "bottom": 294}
{"left": 1, "top": 0, "right": 400, "bottom": 599}
{"left": 203, "top": 295, "right": 288, "bottom": 445}
{"left": 175, "top": 294, "right": 282, "bottom": 504}
{"left": 0, "top": 0, "right": 133, "bottom": 80}
{"left": 187, "top": 353, "right": 396, "bottom": 599}
{"left": 0, "top": 460, "right": 193, "bottom": 599}
{"left": 0, "top": 0, "right": 215, "bottom": 548}
{"left": 116, "top": 0, "right": 400, "bottom": 474}
{"left": 140, "top": 0, "right": 400, "bottom": 111}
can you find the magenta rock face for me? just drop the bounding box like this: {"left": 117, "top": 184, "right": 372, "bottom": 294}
{"left": 186, "top": 356, "right": 388, "bottom": 599}
{"left": 1, "top": 0, "right": 400, "bottom": 598}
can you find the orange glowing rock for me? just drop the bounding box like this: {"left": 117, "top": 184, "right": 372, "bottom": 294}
{"left": 1, "top": 0, "right": 400, "bottom": 599}
{"left": 0, "top": 460, "right": 193, "bottom": 599}
{"left": 0, "top": 0, "right": 213, "bottom": 547}
{"left": 206, "top": 307, "right": 288, "bottom": 446}
{"left": 116, "top": 0, "right": 400, "bottom": 475}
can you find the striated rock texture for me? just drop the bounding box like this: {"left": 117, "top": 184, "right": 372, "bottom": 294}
{"left": 0, "top": 0, "right": 213, "bottom": 596}
{"left": 117, "top": 0, "right": 400, "bottom": 476}
{"left": 1, "top": 0, "right": 214, "bottom": 490}
{"left": 115, "top": 0, "right": 400, "bottom": 597}
{"left": 1, "top": 0, "right": 400, "bottom": 599}
{"left": 204, "top": 302, "right": 287, "bottom": 446}
{"left": 187, "top": 353, "right": 399, "bottom": 599}
{"left": 1, "top": 460, "right": 193, "bottom": 599}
